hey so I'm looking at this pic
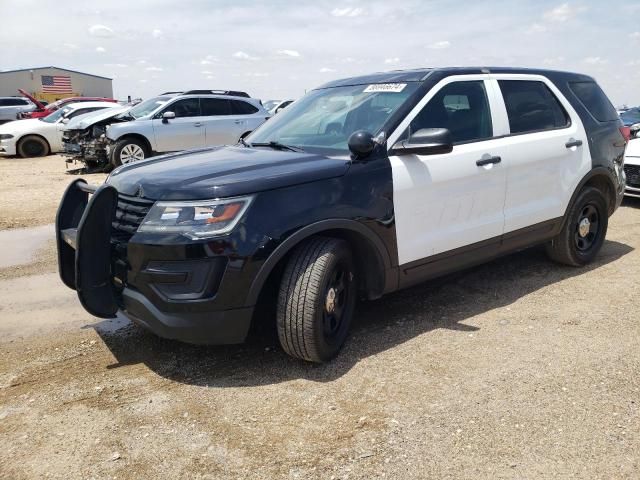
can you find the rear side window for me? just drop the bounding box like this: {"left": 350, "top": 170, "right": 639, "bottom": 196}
{"left": 230, "top": 100, "right": 259, "bottom": 115}
{"left": 0, "top": 98, "right": 27, "bottom": 106}
{"left": 201, "top": 98, "right": 231, "bottom": 116}
{"left": 499, "top": 80, "right": 569, "bottom": 134}
{"left": 569, "top": 81, "right": 619, "bottom": 122}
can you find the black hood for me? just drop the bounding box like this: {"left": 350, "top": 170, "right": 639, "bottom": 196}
{"left": 106, "top": 146, "right": 351, "bottom": 200}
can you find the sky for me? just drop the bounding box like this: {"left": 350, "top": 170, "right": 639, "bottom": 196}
{"left": 1, "top": 0, "right": 639, "bottom": 106}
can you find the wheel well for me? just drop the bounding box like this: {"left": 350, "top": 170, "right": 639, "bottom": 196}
{"left": 117, "top": 134, "right": 152, "bottom": 154}
{"left": 17, "top": 134, "right": 51, "bottom": 153}
{"left": 251, "top": 229, "right": 387, "bottom": 331}
{"left": 583, "top": 174, "right": 615, "bottom": 216}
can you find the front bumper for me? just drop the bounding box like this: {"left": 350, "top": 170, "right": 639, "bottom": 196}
{"left": 0, "top": 138, "right": 17, "bottom": 156}
{"left": 56, "top": 179, "right": 254, "bottom": 345}
{"left": 623, "top": 158, "right": 640, "bottom": 198}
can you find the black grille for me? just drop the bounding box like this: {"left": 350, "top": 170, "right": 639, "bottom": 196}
{"left": 112, "top": 194, "right": 154, "bottom": 242}
{"left": 624, "top": 164, "right": 640, "bottom": 188}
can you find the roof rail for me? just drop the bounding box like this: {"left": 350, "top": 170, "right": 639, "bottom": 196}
{"left": 159, "top": 91, "right": 184, "bottom": 95}
{"left": 180, "top": 90, "right": 251, "bottom": 98}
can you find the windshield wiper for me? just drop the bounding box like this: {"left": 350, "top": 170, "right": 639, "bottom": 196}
{"left": 249, "top": 141, "right": 304, "bottom": 152}
{"left": 239, "top": 137, "right": 250, "bottom": 147}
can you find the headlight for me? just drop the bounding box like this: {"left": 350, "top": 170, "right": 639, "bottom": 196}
{"left": 0, "top": 134, "right": 14, "bottom": 140}
{"left": 137, "top": 196, "right": 253, "bottom": 239}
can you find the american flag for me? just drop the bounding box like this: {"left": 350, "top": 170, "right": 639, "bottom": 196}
{"left": 41, "top": 75, "right": 72, "bottom": 94}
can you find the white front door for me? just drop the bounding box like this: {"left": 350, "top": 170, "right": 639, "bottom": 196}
{"left": 152, "top": 98, "right": 205, "bottom": 152}
{"left": 388, "top": 76, "right": 508, "bottom": 265}
{"left": 488, "top": 75, "right": 591, "bottom": 233}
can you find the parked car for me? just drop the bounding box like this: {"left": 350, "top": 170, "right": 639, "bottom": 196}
{"left": 101, "top": 91, "right": 269, "bottom": 168}
{"left": 19, "top": 95, "right": 118, "bottom": 119}
{"left": 620, "top": 107, "right": 640, "bottom": 127}
{"left": 56, "top": 67, "right": 626, "bottom": 362}
{"left": 623, "top": 136, "right": 640, "bottom": 198}
{"left": 0, "top": 95, "right": 41, "bottom": 124}
{"left": 0, "top": 102, "right": 119, "bottom": 157}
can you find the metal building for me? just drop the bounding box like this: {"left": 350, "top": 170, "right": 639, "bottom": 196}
{"left": 0, "top": 66, "right": 113, "bottom": 103}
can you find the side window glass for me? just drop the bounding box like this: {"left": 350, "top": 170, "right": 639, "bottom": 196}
{"left": 201, "top": 98, "right": 231, "bottom": 116}
{"left": 498, "top": 80, "right": 569, "bottom": 134}
{"left": 230, "top": 100, "right": 259, "bottom": 115}
{"left": 164, "top": 98, "right": 201, "bottom": 118}
{"left": 410, "top": 81, "right": 493, "bottom": 144}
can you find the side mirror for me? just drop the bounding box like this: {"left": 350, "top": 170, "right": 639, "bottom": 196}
{"left": 391, "top": 128, "right": 453, "bottom": 156}
{"left": 162, "top": 111, "right": 176, "bottom": 123}
{"left": 348, "top": 130, "right": 376, "bottom": 159}
{"left": 61, "top": 118, "right": 70, "bottom": 124}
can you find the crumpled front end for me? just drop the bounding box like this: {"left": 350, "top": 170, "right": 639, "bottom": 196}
{"left": 63, "top": 125, "right": 110, "bottom": 168}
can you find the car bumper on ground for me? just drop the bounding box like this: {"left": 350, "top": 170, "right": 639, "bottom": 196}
{"left": 55, "top": 179, "right": 255, "bottom": 345}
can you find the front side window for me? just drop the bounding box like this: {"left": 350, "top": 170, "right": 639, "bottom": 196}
{"left": 41, "top": 106, "right": 72, "bottom": 123}
{"left": 201, "top": 98, "right": 231, "bottom": 116}
{"left": 163, "top": 98, "right": 201, "bottom": 118}
{"left": 247, "top": 82, "right": 420, "bottom": 154}
{"left": 499, "top": 80, "right": 569, "bottom": 134}
{"left": 409, "top": 81, "right": 493, "bottom": 143}
{"left": 125, "top": 95, "right": 172, "bottom": 119}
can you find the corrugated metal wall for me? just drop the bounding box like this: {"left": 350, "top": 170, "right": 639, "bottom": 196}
{"left": 0, "top": 67, "right": 113, "bottom": 101}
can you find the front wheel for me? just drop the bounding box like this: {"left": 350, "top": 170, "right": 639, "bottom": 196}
{"left": 545, "top": 187, "right": 608, "bottom": 266}
{"left": 110, "top": 138, "right": 148, "bottom": 168}
{"left": 17, "top": 135, "right": 50, "bottom": 158}
{"left": 277, "top": 237, "right": 357, "bottom": 362}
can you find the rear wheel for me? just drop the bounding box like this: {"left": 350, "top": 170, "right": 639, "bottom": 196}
{"left": 17, "top": 135, "right": 50, "bottom": 158}
{"left": 277, "top": 237, "right": 356, "bottom": 362}
{"left": 545, "top": 187, "right": 608, "bottom": 266}
{"left": 110, "top": 138, "right": 148, "bottom": 168}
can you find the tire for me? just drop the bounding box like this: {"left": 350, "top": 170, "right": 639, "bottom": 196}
{"left": 17, "top": 135, "right": 50, "bottom": 158}
{"left": 545, "top": 187, "right": 608, "bottom": 266}
{"left": 277, "top": 237, "right": 357, "bottom": 362}
{"left": 110, "top": 138, "right": 148, "bottom": 168}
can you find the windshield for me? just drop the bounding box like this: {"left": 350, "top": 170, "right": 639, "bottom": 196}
{"left": 40, "top": 106, "right": 72, "bottom": 123}
{"left": 621, "top": 108, "right": 640, "bottom": 126}
{"left": 263, "top": 100, "right": 280, "bottom": 111}
{"left": 247, "top": 83, "right": 420, "bottom": 153}
{"left": 122, "top": 95, "right": 171, "bottom": 119}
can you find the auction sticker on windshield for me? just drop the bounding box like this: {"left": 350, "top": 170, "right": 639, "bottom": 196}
{"left": 363, "top": 83, "right": 407, "bottom": 93}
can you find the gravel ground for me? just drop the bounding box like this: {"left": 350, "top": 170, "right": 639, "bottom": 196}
{"left": 0, "top": 156, "right": 639, "bottom": 479}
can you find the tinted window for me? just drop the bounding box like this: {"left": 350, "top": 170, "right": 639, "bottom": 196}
{"left": 569, "top": 82, "right": 620, "bottom": 122}
{"left": 201, "top": 98, "right": 231, "bottom": 116}
{"left": 67, "top": 107, "right": 101, "bottom": 119}
{"left": 164, "top": 98, "right": 200, "bottom": 118}
{"left": 0, "top": 98, "right": 27, "bottom": 106}
{"left": 231, "top": 100, "right": 259, "bottom": 115}
{"left": 499, "top": 80, "right": 569, "bottom": 134}
{"left": 410, "top": 81, "right": 493, "bottom": 143}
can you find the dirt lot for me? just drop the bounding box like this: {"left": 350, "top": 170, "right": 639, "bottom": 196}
{"left": 1, "top": 155, "right": 640, "bottom": 479}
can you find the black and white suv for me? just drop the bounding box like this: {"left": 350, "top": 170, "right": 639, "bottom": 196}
{"left": 56, "top": 67, "right": 627, "bottom": 362}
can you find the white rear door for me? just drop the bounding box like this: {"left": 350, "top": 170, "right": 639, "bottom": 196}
{"left": 388, "top": 75, "right": 508, "bottom": 265}
{"left": 488, "top": 74, "right": 591, "bottom": 233}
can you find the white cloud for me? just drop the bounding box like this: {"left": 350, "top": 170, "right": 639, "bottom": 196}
{"left": 206, "top": 75, "right": 214, "bottom": 80}
{"left": 138, "top": 79, "right": 147, "bottom": 83}
{"left": 542, "top": 56, "right": 565, "bottom": 66}
{"left": 63, "top": 43, "right": 79, "bottom": 50}
{"left": 630, "top": 32, "right": 640, "bottom": 40}
{"left": 246, "top": 72, "right": 269, "bottom": 77}
{"left": 232, "top": 51, "right": 259, "bottom": 61}
{"left": 105, "top": 63, "right": 128, "bottom": 68}
{"left": 88, "top": 24, "right": 114, "bottom": 38}
{"left": 145, "top": 66, "right": 163, "bottom": 72}
{"left": 151, "top": 28, "right": 163, "bottom": 39}
{"left": 136, "top": 59, "right": 147, "bottom": 65}
{"left": 331, "top": 7, "right": 364, "bottom": 17}
{"left": 543, "top": 3, "right": 577, "bottom": 22}
{"left": 583, "top": 56, "right": 607, "bottom": 65}
{"left": 95, "top": 46, "right": 106, "bottom": 53}
{"left": 276, "top": 49, "right": 301, "bottom": 58}
{"left": 428, "top": 40, "right": 450, "bottom": 49}
{"left": 319, "top": 67, "right": 336, "bottom": 73}
{"left": 384, "top": 57, "right": 400, "bottom": 64}
{"left": 526, "top": 23, "right": 547, "bottom": 34}
{"left": 201, "top": 70, "right": 214, "bottom": 75}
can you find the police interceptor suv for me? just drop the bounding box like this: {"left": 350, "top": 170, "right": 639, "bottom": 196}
{"left": 56, "top": 67, "right": 627, "bottom": 363}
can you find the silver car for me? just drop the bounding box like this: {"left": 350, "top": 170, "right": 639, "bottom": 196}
{"left": 105, "top": 92, "right": 270, "bottom": 166}
{"left": 0, "top": 97, "right": 38, "bottom": 124}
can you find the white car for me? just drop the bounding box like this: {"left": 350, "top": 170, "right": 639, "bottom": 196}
{"left": 0, "top": 101, "right": 119, "bottom": 158}
{"left": 623, "top": 136, "right": 640, "bottom": 198}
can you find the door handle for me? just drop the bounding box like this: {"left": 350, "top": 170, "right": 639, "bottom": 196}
{"left": 565, "top": 139, "right": 583, "bottom": 148}
{"left": 234, "top": 120, "right": 243, "bottom": 124}
{"left": 194, "top": 122, "right": 203, "bottom": 127}
{"left": 476, "top": 155, "right": 502, "bottom": 167}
